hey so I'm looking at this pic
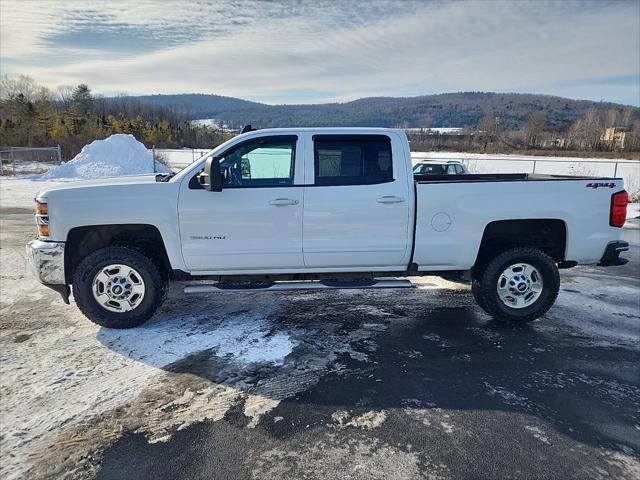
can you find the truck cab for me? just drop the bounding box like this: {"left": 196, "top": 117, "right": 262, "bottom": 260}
{"left": 180, "top": 129, "right": 414, "bottom": 273}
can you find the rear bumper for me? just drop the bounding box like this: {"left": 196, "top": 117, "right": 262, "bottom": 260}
{"left": 26, "top": 240, "right": 70, "bottom": 303}
{"left": 598, "top": 241, "right": 629, "bottom": 266}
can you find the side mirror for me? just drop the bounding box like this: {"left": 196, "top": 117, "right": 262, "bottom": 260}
{"left": 202, "top": 156, "right": 223, "bottom": 192}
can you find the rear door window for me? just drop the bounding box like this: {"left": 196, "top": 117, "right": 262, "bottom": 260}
{"left": 313, "top": 135, "right": 393, "bottom": 186}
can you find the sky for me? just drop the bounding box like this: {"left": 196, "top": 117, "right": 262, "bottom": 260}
{"left": 1, "top": 0, "right": 639, "bottom": 106}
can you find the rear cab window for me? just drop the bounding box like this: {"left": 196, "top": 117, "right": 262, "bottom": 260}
{"left": 312, "top": 135, "right": 393, "bottom": 186}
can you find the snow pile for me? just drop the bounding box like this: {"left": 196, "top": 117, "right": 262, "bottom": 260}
{"left": 41, "top": 134, "right": 171, "bottom": 180}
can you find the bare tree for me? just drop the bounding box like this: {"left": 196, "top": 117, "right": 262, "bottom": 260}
{"left": 605, "top": 107, "right": 620, "bottom": 128}
{"left": 0, "top": 75, "right": 40, "bottom": 101}
{"left": 570, "top": 108, "right": 602, "bottom": 150}
{"left": 621, "top": 107, "right": 635, "bottom": 127}
{"left": 55, "top": 85, "right": 75, "bottom": 112}
{"left": 478, "top": 113, "right": 499, "bottom": 150}
{"left": 523, "top": 111, "right": 546, "bottom": 149}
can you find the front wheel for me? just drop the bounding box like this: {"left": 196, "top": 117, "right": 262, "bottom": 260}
{"left": 72, "top": 246, "right": 167, "bottom": 328}
{"left": 472, "top": 247, "right": 560, "bottom": 323}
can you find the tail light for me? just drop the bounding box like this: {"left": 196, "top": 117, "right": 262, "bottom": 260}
{"left": 610, "top": 190, "right": 628, "bottom": 227}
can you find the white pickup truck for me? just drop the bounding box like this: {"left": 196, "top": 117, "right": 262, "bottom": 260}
{"left": 27, "top": 128, "right": 629, "bottom": 328}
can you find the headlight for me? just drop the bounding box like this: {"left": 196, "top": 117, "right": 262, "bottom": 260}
{"left": 35, "top": 199, "right": 49, "bottom": 237}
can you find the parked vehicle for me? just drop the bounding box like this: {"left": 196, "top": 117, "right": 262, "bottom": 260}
{"left": 413, "top": 160, "right": 467, "bottom": 175}
{"left": 27, "top": 128, "right": 629, "bottom": 328}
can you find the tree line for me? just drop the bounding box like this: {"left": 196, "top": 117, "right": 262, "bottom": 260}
{"left": 1, "top": 75, "right": 639, "bottom": 159}
{"left": 406, "top": 107, "right": 640, "bottom": 156}
{"left": 0, "top": 76, "right": 233, "bottom": 160}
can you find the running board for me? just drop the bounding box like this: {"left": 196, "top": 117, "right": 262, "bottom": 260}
{"left": 184, "top": 279, "right": 413, "bottom": 294}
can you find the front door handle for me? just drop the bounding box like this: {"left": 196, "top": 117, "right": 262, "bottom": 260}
{"left": 377, "top": 196, "right": 405, "bottom": 204}
{"left": 269, "top": 198, "right": 299, "bottom": 206}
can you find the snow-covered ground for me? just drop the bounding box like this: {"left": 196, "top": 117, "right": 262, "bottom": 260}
{"left": 0, "top": 177, "right": 70, "bottom": 209}
{"left": 190, "top": 118, "right": 237, "bottom": 132}
{"left": 405, "top": 127, "right": 465, "bottom": 134}
{"left": 0, "top": 160, "right": 60, "bottom": 175}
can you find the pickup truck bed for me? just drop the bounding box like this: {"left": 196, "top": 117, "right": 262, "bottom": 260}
{"left": 413, "top": 173, "right": 624, "bottom": 270}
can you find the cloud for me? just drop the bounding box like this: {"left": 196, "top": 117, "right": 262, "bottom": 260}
{"left": 1, "top": 0, "right": 638, "bottom": 105}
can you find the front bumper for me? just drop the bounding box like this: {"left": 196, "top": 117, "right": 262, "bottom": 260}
{"left": 598, "top": 241, "right": 629, "bottom": 266}
{"left": 26, "top": 240, "right": 70, "bottom": 303}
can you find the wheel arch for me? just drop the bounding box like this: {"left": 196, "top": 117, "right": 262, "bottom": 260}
{"left": 65, "top": 224, "right": 172, "bottom": 284}
{"left": 472, "top": 219, "right": 567, "bottom": 277}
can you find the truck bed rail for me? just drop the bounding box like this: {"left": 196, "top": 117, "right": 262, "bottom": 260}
{"left": 414, "top": 173, "right": 621, "bottom": 183}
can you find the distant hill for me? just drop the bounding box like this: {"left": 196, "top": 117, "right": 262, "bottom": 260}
{"left": 128, "top": 92, "right": 636, "bottom": 130}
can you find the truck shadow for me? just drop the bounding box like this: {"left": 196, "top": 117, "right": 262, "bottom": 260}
{"left": 95, "top": 286, "right": 639, "bottom": 462}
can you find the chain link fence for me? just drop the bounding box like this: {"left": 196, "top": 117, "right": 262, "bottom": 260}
{"left": 0, "top": 146, "right": 62, "bottom": 176}
{"left": 2, "top": 145, "right": 638, "bottom": 200}
{"left": 412, "top": 153, "right": 640, "bottom": 201}
{"left": 151, "top": 148, "right": 208, "bottom": 171}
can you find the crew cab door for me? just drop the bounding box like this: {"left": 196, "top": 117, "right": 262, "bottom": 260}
{"left": 302, "top": 133, "right": 412, "bottom": 269}
{"left": 178, "top": 135, "right": 304, "bottom": 272}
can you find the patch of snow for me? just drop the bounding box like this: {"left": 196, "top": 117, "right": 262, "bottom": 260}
{"left": 439, "top": 421, "right": 454, "bottom": 434}
{"left": 525, "top": 425, "right": 551, "bottom": 445}
{"left": 331, "top": 409, "right": 388, "bottom": 430}
{"left": 244, "top": 396, "right": 281, "bottom": 428}
{"left": 405, "top": 127, "right": 465, "bottom": 135}
{"left": 190, "top": 118, "right": 237, "bottom": 132}
{"left": 98, "top": 313, "right": 295, "bottom": 368}
{"left": 41, "top": 134, "right": 170, "bottom": 180}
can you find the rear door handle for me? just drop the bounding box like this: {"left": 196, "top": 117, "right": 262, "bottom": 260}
{"left": 269, "top": 198, "right": 299, "bottom": 206}
{"left": 377, "top": 196, "right": 405, "bottom": 204}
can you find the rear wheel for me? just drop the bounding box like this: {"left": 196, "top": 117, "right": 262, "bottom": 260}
{"left": 474, "top": 247, "right": 559, "bottom": 323}
{"left": 72, "top": 246, "right": 167, "bottom": 328}
{"left": 471, "top": 275, "right": 488, "bottom": 311}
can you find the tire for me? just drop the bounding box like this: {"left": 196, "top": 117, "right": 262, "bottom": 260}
{"left": 474, "top": 247, "right": 560, "bottom": 323}
{"left": 471, "top": 276, "right": 488, "bottom": 312}
{"left": 72, "top": 246, "right": 167, "bottom": 328}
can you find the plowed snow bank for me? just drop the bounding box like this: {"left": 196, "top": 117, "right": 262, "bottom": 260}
{"left": 41, "top": 134, "right": 170, "bottom": 180}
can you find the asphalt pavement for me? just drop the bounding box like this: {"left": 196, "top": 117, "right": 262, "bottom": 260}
{"left": 2, "top": 206, "right": 638, "bottom": 480}
{"left": 95, "top": 228, "right": 640, "bottom": 480}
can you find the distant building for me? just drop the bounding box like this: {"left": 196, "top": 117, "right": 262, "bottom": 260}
{"left": 601, "top": 127, "right": 629, "bottom": 150}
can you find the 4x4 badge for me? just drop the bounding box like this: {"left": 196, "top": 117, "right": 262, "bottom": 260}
{"left": 586, "top": 182, "right": 616, "bottom": 189}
